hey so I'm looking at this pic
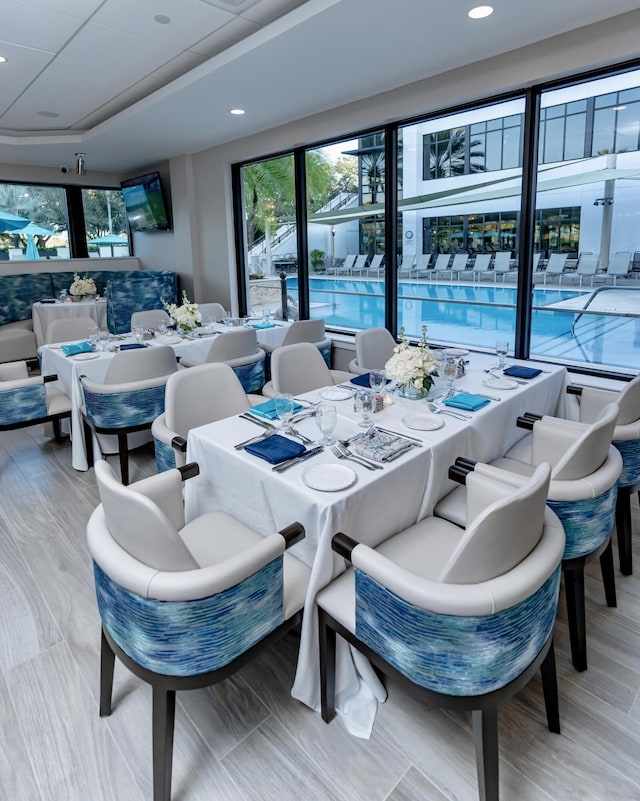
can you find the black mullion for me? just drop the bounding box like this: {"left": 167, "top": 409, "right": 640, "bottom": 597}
{"left": 514, "top": 87, "right": 541, "bottom": 360}
{"left": 66, "top": 187, "right": 88, "bottom": 258}
{"left": 293, "top": 149, "right": 309, "bottom": 320}
{"left": 385, "top": 125, "right": 398, "bottom": 337}
{"left": 231, "top": 163, "right": 248, "bottom": 317}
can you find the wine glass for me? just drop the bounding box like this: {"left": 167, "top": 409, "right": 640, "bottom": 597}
{"left": 274, "top": 392, "right": 295, "bottom": 433}
{"left": 315, "top": 402, "right": 337, "bottom": 445}
{"left": 495, "top": 340, "right": 509, "bottom": 370}
{"left": 369, "top": 369, "right": 387, "bottom": 396}
{"left": 354, "top": 389, "right": 376, "bottom": 427}
{"left": 87, "top": 325, "right": 99, "bottom": 349}
{"left": 442, "top": 349, "right": 458, "bottom": 396}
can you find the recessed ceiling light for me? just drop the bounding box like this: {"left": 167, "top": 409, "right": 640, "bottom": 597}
{"left": 613, "top": 105, "right": 627, "bottom": 111}
{"left": 0, "top": 56, "right": 7, "bottom": 63}
{"left": 154, "top": 14, "right": 171, "bottom": 24}
{"left": 230, "top": 108, "right": 245, "bottom": 115}
{"left": 37, "top": 110, "right": 60, "bottom": 118}
{"left": 468, "top": 5, "right": 493, "bottom": 19}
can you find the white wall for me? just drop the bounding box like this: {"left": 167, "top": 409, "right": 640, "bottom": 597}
{"left": 178, "top": 10, "right": 640, "bottom": 313}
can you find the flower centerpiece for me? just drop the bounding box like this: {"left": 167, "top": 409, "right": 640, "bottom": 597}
{"left": 69, "top": 273, "right": 97, "bottom": 301}
{"left": 385, "top": 325, "right": 439, "bottom": 399}
{"left": 162, "top": 291, "right": 202, "bottom": 334}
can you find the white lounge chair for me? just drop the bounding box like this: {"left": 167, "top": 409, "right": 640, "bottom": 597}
{"left": 450, "top": 253, "right": 469, "bottom": 280}
{"left": 432, "top": 253, "right": 452, "bottom": 280}
{"left": 397, "top": 255, "right": 415, "bottom": 279}
{"left": 573, "top": 253, "right": 598, "bottom": 289}
{"left": 598, "top": 251, "right": 631, "bottom": 286}
{"left": 470, "top": 253, "right": 492, "bottom": 282}
{"left": 542, "top": 253, "right": 569, "bottom": 286}
{"left": 492, "top": 251, "right": 516, "bottom": 283}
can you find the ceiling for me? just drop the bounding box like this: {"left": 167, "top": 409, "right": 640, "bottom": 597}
{"left": 1, "top": 0, "right": 639, "bottom": 175}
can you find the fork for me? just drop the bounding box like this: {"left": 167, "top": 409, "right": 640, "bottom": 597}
{"left": 331, "top": 444, "right": 381, "bottom": 470}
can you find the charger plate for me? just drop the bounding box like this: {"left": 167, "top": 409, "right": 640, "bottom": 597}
{"left": 73, "top": 352, "right": 99, "bottom": 361}
{"left": 319, "top": 387, "right": 352, "bottom": 401}
{"left": 401, "top": 413, "right": 444, "bottom": 431}
{"left": 302, "top": 464, "right": 356, "bottom": 491}
{"left": 483, "top": 376, "right": 518, "bottom": 390}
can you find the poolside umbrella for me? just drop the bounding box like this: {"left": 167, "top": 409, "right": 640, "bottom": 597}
{"left": 25, "top": 236, "right": 40, "bottom": 260}
{"left": 0, "top": 210, "right": 30, "bottom": 233}
{"left": 87, "top": 233, "right": 129, "bottom": 256}
{"left": 20, "top": 223, "right": 56, "bottom": 260}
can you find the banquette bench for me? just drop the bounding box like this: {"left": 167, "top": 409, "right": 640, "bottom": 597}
{"left": 0, "top": 267, "right": 178, "bottom": 363}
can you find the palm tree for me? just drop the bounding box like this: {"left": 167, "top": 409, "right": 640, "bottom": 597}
{"left": 429, "top": 128, "right": 485, "bottom": 178}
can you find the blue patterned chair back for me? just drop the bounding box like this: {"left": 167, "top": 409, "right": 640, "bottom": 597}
{"left": 106, "top": 272, "right": 178, "bottom": 334}
{"left": 0, "top": 378, "right": 49, "bottom": 426}
{"left": 81, "top": 377, "right": 168, "bottom": 429}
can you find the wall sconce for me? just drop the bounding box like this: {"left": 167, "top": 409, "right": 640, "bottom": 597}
{"left": 75, "top": 153, "right": 87, "bottom": 176}
{"left": 593, "top": 197, "right": 614, "bottom": 206}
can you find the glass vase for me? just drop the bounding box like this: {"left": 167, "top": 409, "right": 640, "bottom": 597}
{"left": 397, "top": 383, "right": 427, "bottom": 400}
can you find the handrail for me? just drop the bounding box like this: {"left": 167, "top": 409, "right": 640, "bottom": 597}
{"left": 570, "top": 285, "right": 640, "bottom": 335}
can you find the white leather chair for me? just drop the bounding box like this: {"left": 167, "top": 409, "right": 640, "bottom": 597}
{"left": 46, "top": 316, "right": 99, "bottom": 344}
{"left": 348, "top": 327, "right": 397, "bottom": 374}
{"left": 262, "top": 342, "right": 354, "bottom": 397}
{"left": 152, "top": 362, "right": 260, "bottom": 470}
{"left": 435, "top": 403, "right": 622, "bottom": 672}
{"left": 198, "top": 302, "right": 228, "bottom": 322}
{"left": 88, "top": 458, "right": 310, "bottom": 801}
{"left": 0, "top": 360, "right": 71, "bottom": 438}
{"left": 318, "top": 462, "right": 564, "bottom": 801}
{"left": 259, "top": 318, "right": 332, "bottom": 367}
{"left": 130, "top": 309, "right": 171, "bottom": 331}
{"left": 178, "top": 327, "right": 266, "bottom": 392}
{"left": 566, "top": 376, "right": 640, "bottom": 575}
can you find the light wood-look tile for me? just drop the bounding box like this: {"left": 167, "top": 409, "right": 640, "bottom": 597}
{"left": 385, "top": 766, "right": 450, "bottom": 801}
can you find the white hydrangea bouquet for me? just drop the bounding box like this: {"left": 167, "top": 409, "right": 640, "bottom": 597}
{"left": 69, "top": 273, "right": 97, "bottom": 299}
{"left": 385, "top": 325, "right": 439, "bottom": 398}
{"left": 162, "top": 290, "right": 202, "bottom": 333}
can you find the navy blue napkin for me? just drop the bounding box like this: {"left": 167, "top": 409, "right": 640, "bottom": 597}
{"left": 503, "top": 365, "right": 542, "bottom": 379}
{"left": 119, "top": 343, "right": 147, "bottom": 350}
{"left": 350, "top": 372, "right": 391, "bottom": 387}
{"left": 245, "top": 435, "right": 305, "bottom": 464}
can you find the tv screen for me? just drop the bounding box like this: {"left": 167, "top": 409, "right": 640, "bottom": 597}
{"left": 120, "top": 171, "right": 171, "bottom": 232}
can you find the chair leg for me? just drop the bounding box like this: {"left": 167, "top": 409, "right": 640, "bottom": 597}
{"left": 598, "top": 538, "right": 617, "bottom": 607}
{"left": 117, "top": 432, "right": 129, "bottom": 485}
{"left": 615, "top": 489, "right": 633, "bottom": 576}
{"left": 84, "top": 420, "right": 94, "bottom": 468}
{"left": 152, "top": 686, "right": 176, "bottom": 801}
{"left": 52, "top": 417, "right": 63, "bottom": 441}
{"left": 318, "top": 609, "right": 336, "bottom": 723}
{"left": 99, "top": 628, "right": 115, "bottom": 717}
{"left": 540, "top": 641, "right": 560, "bottom": 734}
{"left": 563, "top": 562, "right": 587, "bottom": 671}
{"left": 472, "top": 707, "right": 499, "bottom": 801}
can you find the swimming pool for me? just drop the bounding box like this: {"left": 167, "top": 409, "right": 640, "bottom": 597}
{"left": 286, "top": 277, "right": 640, "bottom": 371}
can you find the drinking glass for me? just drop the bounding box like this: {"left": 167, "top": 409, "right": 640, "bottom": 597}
{"left": 495, "top": 340, "right": 509, "bottom": 370}
{"left": 315, "top": 402, "right": 337, "bottom": 445}
{"left": 204, "top": 315, "right": 216, "bottom": 333}
{"left": 354, "top": 389, "right": 376, "bottom": 427}
{"left": 97, "top": 330, "right": 109, "bottom": 351}
{"left": 369, "top": 369, "right": 387, "bottom": 395}
{"left": 274, "top": 392, "right": 295, "bottom": 433}
{"left": 442, "top": 349, "right": 458, "bottom": 396}
{"left": 87, "top": 325, "right": 99, "bottom": 349}
{"left": 157, "top": 321, "right": 168, "bottom": 337}
{"left": 133, "top": 325, "right": 144, "bottom": 343}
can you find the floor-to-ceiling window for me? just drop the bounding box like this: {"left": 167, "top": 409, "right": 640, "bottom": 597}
{"left": 0, "top": 184, "right": 70, "bottom": 261}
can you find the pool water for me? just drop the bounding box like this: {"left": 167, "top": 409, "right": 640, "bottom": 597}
{"left": 286, "top": 277, "right": 640, "bottom": 371}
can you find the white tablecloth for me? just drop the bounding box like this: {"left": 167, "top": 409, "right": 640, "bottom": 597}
{"left": 184, "top": 354, "right": 567, "bottom": 737}
{"left": 32, "top": 299, "right": 108, "bottom": 346}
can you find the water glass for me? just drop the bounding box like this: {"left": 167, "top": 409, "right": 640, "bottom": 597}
{"left": 369, "top": 369, "right": 387, "bottom": 395}
{"left": 315, "top": 402, "right": 337, "bottom": 445}
{"left": 133, "top": 325, "right": 144, "bottom": 343}
{"left": 495, "top": 340, "right": 509, "bottom": 369}
{"left": 157, "top": 321, "right": 168, "bottom": 337}
{"left": 274, "top": 392, "right": 295, "bottom": 432}
{"left": 97, "top": 330, "right": 109, "bottom": 351}
{"left": 442, "top": 349, "right": 458, "bottom": 395}
{"left": 87, "top": 325, "right": 99, "bottom": 349}
{"left": 204, "top": 315, "right": 216, "bottom": 333}
{"left": 354, "top": 389, "right": 376, "bottom": 427}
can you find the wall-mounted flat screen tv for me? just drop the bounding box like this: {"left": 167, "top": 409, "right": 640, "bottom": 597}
{"left": 120, "top": 171, "right": 171, "bottom": 232}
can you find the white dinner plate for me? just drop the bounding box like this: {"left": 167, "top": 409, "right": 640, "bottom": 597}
{"left": 73, "top": 352, "right": 100, "bottom": 361}
{"left": 302, "top": 464, "right": 357, "bottom": 491}
{"left": 483, "top": 376, "right": 518, "bottom": 390}
{"left": 401, "top": 413, "right": 444, "bottom": 431}
{"left": 319, "top": 387, "right": 353, "bottom": 401}
{"left": 48, "top": 344, "right": 63, "bottom": 349}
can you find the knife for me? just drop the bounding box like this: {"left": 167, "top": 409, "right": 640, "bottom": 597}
{"left": 472, "top": 392, "right": 502, "bottom": 401}
{"left": 272, "top": 445, "right": 324, "bottom": 473}
{"left": 239, "top": 413, "right": 276, "bottom": 429}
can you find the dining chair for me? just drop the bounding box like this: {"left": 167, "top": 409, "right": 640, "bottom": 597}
{"left": 348, "top": 327, "right": 397, "bottom": 374}
{"left": 130, "top": 309, "right": 171, "bottom": 331}
{"left": 152, "top": 362, "right": 258, "bottom": 471}
{"left": 317, "top": 461, "right": 564, "bottom": 801}
{"left": 566, "top": 376, "right": 640, "bottom": 575}
{"left": 179, "top": 327, "right": 266, "bottom": 392}
{"left": 259, "top": 318, "right": 332, "bottom": 370}
{"left": 262, "top": 342, "right": 354, "bottom": 397}
{"left": 0, "top": 360, "right": 71, "bottom": 438}
{"left": 198, "top": 302, "right": 228, "bottom": 322}
{"left": 87, "top": 458, "right": 310, "bottom": 801}
{"left": 81, "top": 346, "right": 178, "bottom": 484}
{"left": 46, "top": 315, "right": 100, "bottom": 344}
{"left": 436, "top": 402, "right": 622, "bottom": 671}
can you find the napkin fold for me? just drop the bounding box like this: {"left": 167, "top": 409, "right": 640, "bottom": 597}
{"left": 119, "top": 343, "right": 147, "bottom": 350}
{"left": 351, "top": 429, "right": 413, "bottom": 462}
{"left": 249, "top": 398, "right": 304, "bottom": 421}
{"left": 60, "top": 341, "right": 93, "bottom": 356}
{"left": 350, "top": 372, "right": 391, "bottom": 387}
{"left": 503, "top": 365, "right": 542, "bottom": 379}
{"left": 251, "top": 322, "right": 276, "bottom": 329}
{"left": 443, "top": 392, "right": 490, "bottom": 411}
{"left": 244, "top": 435, "right": 305, "bottom": 465}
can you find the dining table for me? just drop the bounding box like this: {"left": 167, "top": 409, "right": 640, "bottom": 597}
{"left": 32, "top": 298, "right": 108, "bottom": 346}
{"left": 39, "top": 321, "right": 290, "bottom": 471}
{"left": 183, "top": 354, "right": 568, "bottom": 738}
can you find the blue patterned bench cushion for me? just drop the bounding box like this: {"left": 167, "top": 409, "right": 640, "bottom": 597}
{"left": 49, "top": 270, "right": 141, "bottom": 298}
{"left": 94, "top": 557, "right": 284, "bottom": 675}
{"left": 355, "top": 567, "right": 561, "bottom": 696}
{"left": 0, "top": 273, "right": 54, "bottom": 326}
{"left": 0, "top": 382, "right": 48, "bottom": 426}
{"left": 547, "top": 482, "right": 617, "bottom": 560}
{"left": 106, "top": 272, "right": 178, "bottom": 334}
